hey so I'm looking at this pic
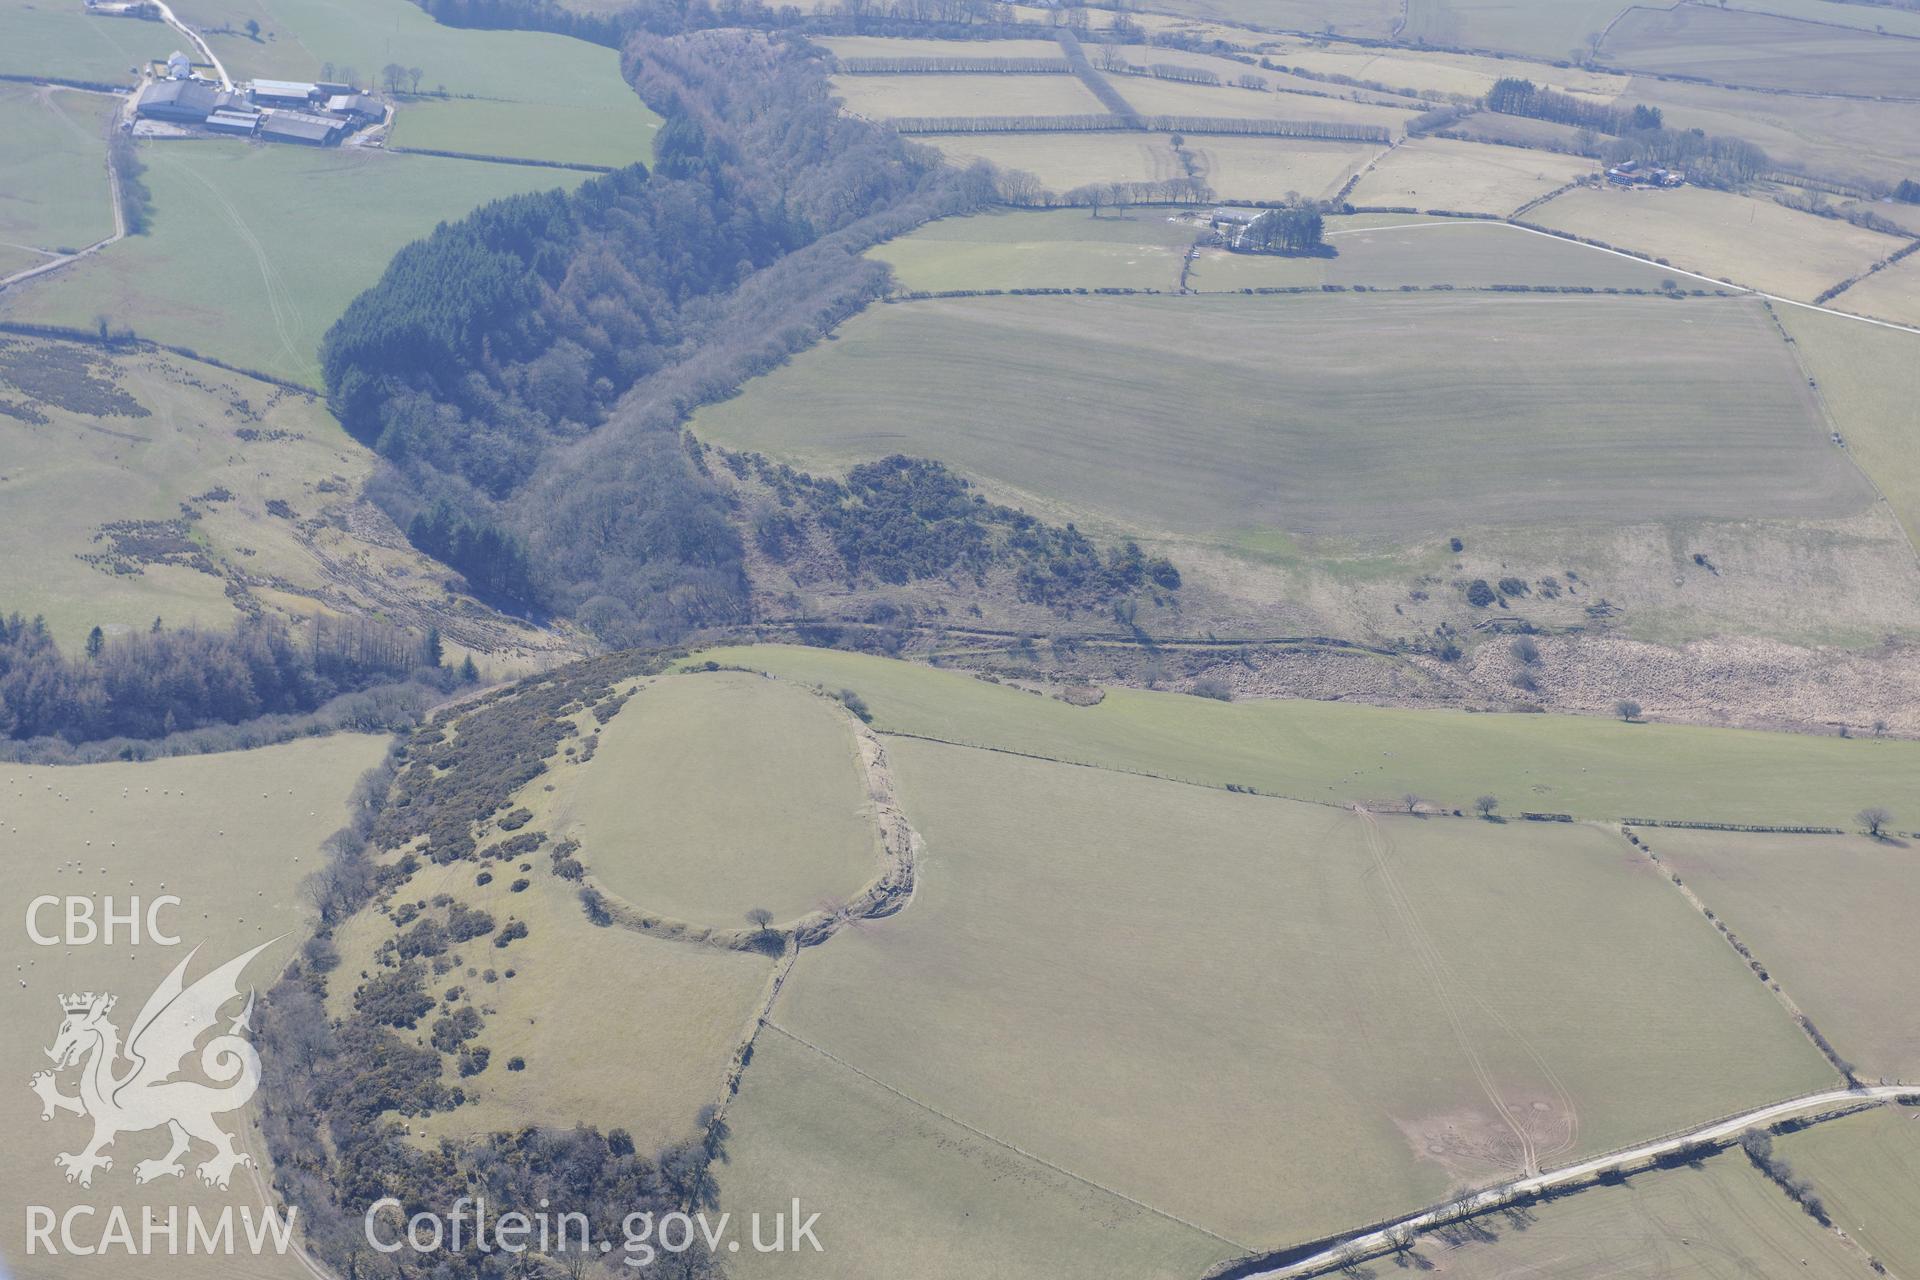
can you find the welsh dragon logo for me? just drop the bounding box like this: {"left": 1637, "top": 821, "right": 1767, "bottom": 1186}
{"left": 28, "top": 939, "right": 275, "bottom": 1191}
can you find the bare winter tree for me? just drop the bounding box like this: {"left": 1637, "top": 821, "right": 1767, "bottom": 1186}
{"left": 1475, "top": 795, "right": 1499, "bottom": 819}
{"left": 1615, "top": 699, "right": 1642, "bottom": 722}
{"left": 1857, "top": 806, "right": 1894, "bottom": 838}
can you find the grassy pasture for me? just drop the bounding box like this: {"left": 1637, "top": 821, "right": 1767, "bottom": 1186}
{"left": 2, "top": 141, "right": 585, "bottom": 386}
{"left": 0, "top": 85, "right": 117, "bottom": 254}
{"left": 829, "top": 71, "right": 1103, "bottom": 119}
{"left": 1826, "top": 255, "right": 1920, "bottom": 329}
{"left": 168, "top": 0, "right": 634, "bottom": 107}
{"left": 768, "top": 739, "right": 1829, "bottom": 1247}
{"left": 1731, "top": 0, "right": 1920, "bottom": 36}
{"left": 1191, "top": 217, "right": 1689, "bottom": 290}
{"left": 1399, "top": 0, "right": 1634, "bottom": 59}
{"left": 686, "top": 645, "right": 1920, "bottom": 828}
{"left": 921, "top": 130, "right": 1182, "bottom": 192}
{"left": 1649, "top": 829, "right": 1920, "bottom": 1081}
{"left": 0, "top": 733, "right": 391, "bottom": 1280}
{"left": 717, "top": 1029, "right": 1232, "bottom": 1280}
{"left": 0, "top": 1, "right": 152, "bottom": 84}
{"left": 872, "top": 208, "right": 1194, "bottom": 292}
{"left": 390, "top": 97, "right": 658, "bottom": 167}
{"left": 1345, "top": 137, "right": 1594, "bottom": 214}
{"left": 692, "top": 292, "right": 1864, "bottom": 546}
{"left": 1101, "top": 74, "right": 1417, "bottom": 133}
{"left": 1182, "top": 134, "right": 1383, "bottom": 202}
{"left": 1776, "top": 1107, "right": 1920, "bottom": 1276}
{"left": 1601, "top": 4, "right": 1920, "bottom": 97}
{"left": 538, "top": 671, "right": 884, "bottom": 929}
{"left": 1529, "top": 185, "right": 1906, "bottom": 301}
{"left": 1115, "top": 0, "right": 1399, "bottom": 36}
{"left": 1407, "top": 1147, "right": 1866, "bottom": 1278}
{"left": 1623, "top": 79, "right": 1920, "bottom": 189}
{"left": 1775, "top": 303, "right": 1920, "bottom": 553}
{"left": 1108, "top": 44, "right": 1424, "bottom": 105}
{"left": 325, "top": 846, "right": 773, "bottom": 1150}
{"left": 1267, "top": 35, "right": 1630, "bottom": 101}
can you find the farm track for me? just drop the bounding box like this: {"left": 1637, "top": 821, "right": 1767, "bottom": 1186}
{"left": 1356, "top": 809, "right": 1579, "bottom": 1177}
{"left": 0, "top": 86, "right": 127, "bottom": 293}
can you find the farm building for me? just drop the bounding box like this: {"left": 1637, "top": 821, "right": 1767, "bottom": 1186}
{"left": 258, "top": 110, "right": 344, "bottom": 145}
{"left": 249, "top": 79, "right": 320, "bottom": 107}
{"left": 1210, "top": 207, "right": 1263, "bottom": 228}
{"left": 135, "top": 79, "right": 237, "bottom": 122}
{"left": 1607, "top": 160, "right": 1685, "bottom": 188}
{"left": 325, "top": 93, "right": 385, "bottom": 123}
{"left": 206, "top": 109, "right": 261, "bottom": 136}
{"left": 165, "top": 50, "right": 191, "bottom": 79}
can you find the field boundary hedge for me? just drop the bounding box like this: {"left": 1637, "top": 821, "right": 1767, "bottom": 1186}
{"left": 386, "top": 145, "right": 618, "bottom": 173}
{"left": 1622, "top": 818, "right": 1844, "bottom": 834}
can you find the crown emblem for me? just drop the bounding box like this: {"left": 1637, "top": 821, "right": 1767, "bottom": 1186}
{"left": 60, "top": 992, "right": 114, "bottom": 1015}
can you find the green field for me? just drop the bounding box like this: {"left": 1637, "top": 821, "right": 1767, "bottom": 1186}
{"left": 391, "top": 97, "right": 658, "bottom": 168}
{"left": 1775, "top": 301, "right": 1920, "bottom": 555}
{"left": 1776, "top": 1106, "right": 1920, "bottom": 1276}
{"left": 923, "top": 131, "right": 1183, "bottom": 193}
{"left": 0, "top": 85, "right": 117, "bottom": 254}
{"left": 0, "top": 733, "right": 391, "bottom": 1280}
{"left": 1181, "top": 134, "right": 1385, "bottom": 203}
{"left": 1399, "top": 0, "right": 1634, "bottom": 59}
{"left": 1346, "top": 136, "right": 1594, "bottom": 214}
{"left": 1650, "top": 829, "right": 1920, "bottom": 1081}
{"left": 1408, "top": 1146, "right": 1866, "bottom": 1278}
{"left": 170, "top": 0, "right": 636, "bottom": 106}
{"left": 717, "top": 1028, "right": 1234, "bottom": 1280}
{"left": 1622, "top": 79, "right": 1920, "bottom": 190}
{"left": 536, "top": 671, "right": 884, "bottom": 929}
{"left": 1524, "top": 185, "right": 1905, "bottom": 302}
{"left": 693, "top": 292, "right": 1865, "bottom": 546}
{"left": 831, "top": 71, "right": 1104, "bottom": 119}
{"left": 1193, "top": 217, "right": 1689, "bottom": 290}
{"left": 0, "top": 1, "right": 153, "bottom": 84}
{"left": 1826, "top": 254, "right": 1920, "bottom": 329}
{"left": 1601, "top": 4, "right": 1920, "bottom": 97}
{"left": 1, "top": 141, "right": 587, "bottom": 386}
{"left": 685, "top": 645, "right": 1920, "bottom": 828}
{"left": 874, "top": 210, "right": 1694, "bottom": 294}
{"left": 1731, "top": 0, "right": 1920, "bottom": 36}
{"left": 761, "top": 738, "right": 1828, "bottom": 1251}
{"left": 1124, "top": 0, "right": 1399, "bottom": 37}
{"left": 1105, "top": 74, "right": 1417, "bottom": 134}
{"left": 872, "top": 208, "right": 1195, "bottom": 292}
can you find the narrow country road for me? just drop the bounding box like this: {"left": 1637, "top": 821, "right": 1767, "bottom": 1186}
{"left": 1241, "top": 1084, "right": 1920, "bottom": 1279}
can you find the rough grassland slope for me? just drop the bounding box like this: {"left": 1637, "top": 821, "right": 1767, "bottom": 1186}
{"left": 0, "top": 733, "right": 391, "bottom": 1280}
